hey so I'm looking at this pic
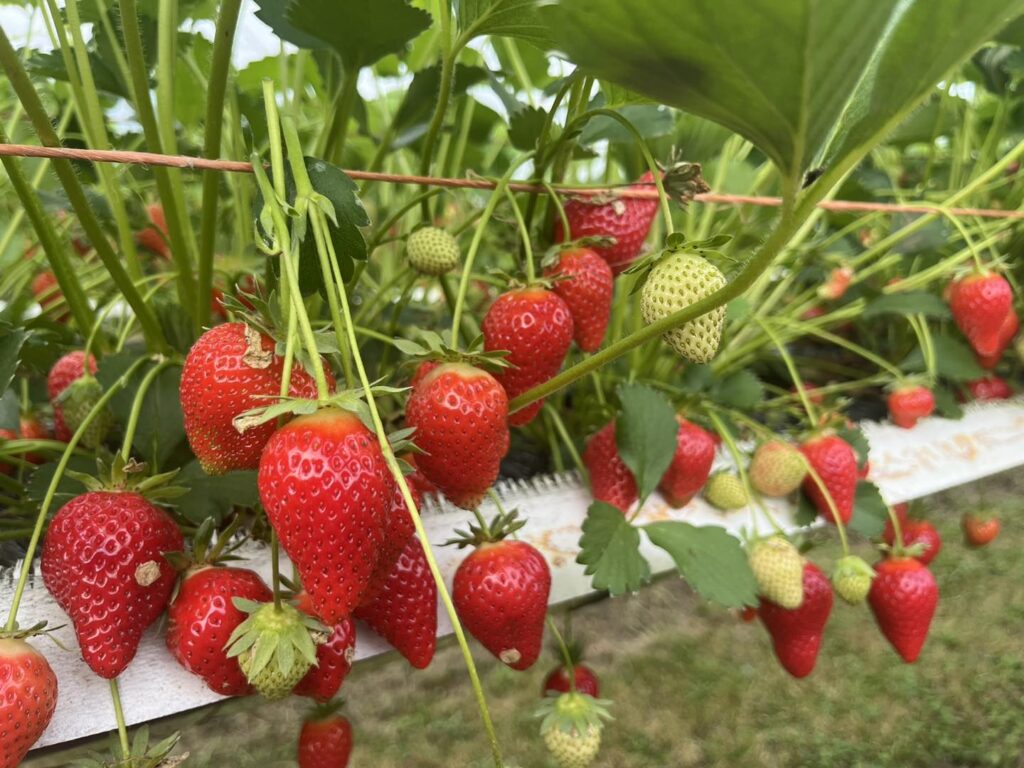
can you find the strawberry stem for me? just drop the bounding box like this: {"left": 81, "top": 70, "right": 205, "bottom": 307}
{"left": 756, "top": 318, "right": 820, "bottom": 426}
{"left": 503, "top": 186, "right": 536, "bottom": 283}
{"left": 108, "top": 678, "right": 132, "bottom": 761}
{"left": 119, "top": 359, "right": 178, "bottom": 463}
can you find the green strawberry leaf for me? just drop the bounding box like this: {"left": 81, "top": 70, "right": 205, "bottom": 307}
{"left": 644, "top": 522, "right": 758, "bottom": 608}
{"left": 862, "top": 291, "right": 951, "bottom": 320}
{"left": 393, "top": 64, "right": 489, "bottom": 139}
{"left": 615, "top": 383, "right": 678, "bottom": 503}
{"left": 848, "top": 481, "right": 888, "bottom": 538}
{"left": 456, "top": 0, "right": 553, "bottom": 47}
{"left": 710, "top": 371, "right": 764, "bottom": 410}
{"left": 578, "top": 104, "right": 675, "bottom": 144}
{"left": 794, "top": 490, "right": 818, "bottom": 527}
{"left": 577, "top": 501, "right": 651, "bottom": 597}
{"left": 933, "top": 385, "right": 964, "bottom": 420}
{"left": 0, "top": 324, "right": 27, "bottom": 400}
{"left": 25, "top": 456, "right": 95, "bottom": 504}
{"left": 176, "top": 461, "right": 260, "bottom": 524}
{"left": 508, "top": 105, "right": 549, "bottom": 150}
{"left": 835, "top": 424, "right": 870, "bottom": 468}
{"left": 902, "top": 334, "right": 984, "bottom": 381}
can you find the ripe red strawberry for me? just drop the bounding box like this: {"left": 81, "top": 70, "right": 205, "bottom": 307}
{"left": 405, "top": 362, "right": 509, "bottom": 510}
{"left": 817, "top": 265, "right": 854, "bottom": 300}
{"left": 976, "top": 308, "right": 1018, "bottom": 368}
{"left": 259, "top": 408, "right": 392, "bottom": 623}
{"left": 166, "top": 566, "right": 273, "bottom": 696}
{"left": 31, "top": 270, "right": 68, "bottom": 322}
{"left": 136, "top": 202, "right": 170, "bottom": 258}
{"left": 293, "top": 591, "right": 356, "bottom": 702}
{"left": 298, "top": 711, "right": 352, "bottom": 768}
{"left": 483, "top": 287, "right": 574, "bottom": 426}
{"left": 363, "top": 482, "right": 422, "bottom": 601}
{"left": 41, "top": 491, "right": 183, "bottom": 678}
{"left": 868, "top": 557, "right": 938, "bottom": 663}
{"left": 658, "top": 417, "right": 716, "bottom": 508}
{"left": 799, "top": 434, "right": 857, "bottom": 525}
{"left": 543, "top": 248, "right": 614, "bottom": 352}
{"left": 962, "top": 513, "right": 1000, "bottom": 548}
{"left": 354, "top": 534, "right": 437, "bottom": 669}
{"left": 884, "top": 519, "right": 941, "bottom": 565}
{"left": 887, "top": 384, "right": 935, "bottom": 429}
{"left": 948, "top": 272, "right": 1014, "bottom": 357}
{"left": 739, "top": 605, "right": 758, "bottom": 623}
{"left": 553, "top": 171, "right": 660, "bottom": 274}
{"left": 47, "top": 350, "right": 97, "bottom": 442}
{"left": 454, "top": 539, "right": 551, "bottom": 670}
{"left": 0, "top": 638, "right": 59, "bottom": 768}
{"left": 19, "top": 415, "right": 49, "bottom": 464}
{"left": 180, "top": 322, "right": 330, "bottom": 474}
{"left": 757, "top": 561, "right": 833, "bottom": 678}
{"left": 966, "top": 375, "right": 1013, "bottom": 401}
{"left": 582, "top": 422, "right": 637, "bottom": 513}
{"left": 402, "top": 453, "right": 439, "bottom": 497}
{"left": 543, "top": 664, "right": 600, "bottom": 698}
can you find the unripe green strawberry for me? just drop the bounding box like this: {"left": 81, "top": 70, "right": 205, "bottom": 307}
{"left": 748, "top": 536, "right": 804, "bottom": 609}
{"left": 536, "top": 692, "right": 611, "bottom": 768}
{"left": 544, "top": 723, "right": 601, "bottom": 768}
{"left": 406, "top": 226, "right": 460, "bottom": 275}
{"left": 749, "top": 440, "right": 807, "bottom": 497}
{"left": 703, "top": 471, "right": 748, "bottom": 510}
{"left": 226, "top": 600, "right": 323, "bottom": 701}
{"left": 640, "top": 252, "right": 726, "bottom": 363}
{"left": 832, "top": 555, "right": 876, "bottom": 605}
{"left": 57, "top": 375, "right": 113, "bottom": 448}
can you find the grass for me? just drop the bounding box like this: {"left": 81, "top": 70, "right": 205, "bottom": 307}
{"left": 28, "top": 470, "right": 1024, "bottom": 768}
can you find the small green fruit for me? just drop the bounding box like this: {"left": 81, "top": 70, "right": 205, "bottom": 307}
{"left": 703, "top": 472, "right": 749, "bottom": 511}
{"left": 640, "top": 252, "right": 726, "bottom": 363}
{"left": 58, "top": 376, "right": 113, "bottom": 449}
{"left": 748, "top": 536, "right": 804, "bottom": 609}
{"left": 749, "top": 440, "right": 807, "bottom": 497}
{"left": 407, "top": 227, "right": 460, "bottom": 275}
{"left": 536, "top": 692, "right": 611, "bottom": 768}
{"left": 832, "top": 555, "right": 875, "bottom": 605}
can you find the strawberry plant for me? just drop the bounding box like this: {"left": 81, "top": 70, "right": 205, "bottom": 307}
{"left": 0, "top": 0, "right": 1022, "bottom": 765}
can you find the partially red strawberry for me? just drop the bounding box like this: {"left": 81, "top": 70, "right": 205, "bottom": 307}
{"left": 799, "top": 434, "right": 858, "bottom": 525}
{"left": 658, "top": 416, "right": 716, "bottom": 508}
{"left": 298, "top": 710, "right": 352, "bottom": 768}
{"left": 483, "top": 287, "right": 574, "bottom": 426}
{"left": 293, "top": 591, "right": 356, "bottom": 702}
{"left": 884, "top": 519, "right": 941, "bottom": 565}
{"left": 582, "top": 422, "right": 637, "bottom": 513}
{"left": 259, "top": 408, "right": 392, "bottom": 623}
{"left": 887, "top": 384, "right": 935, "bottom": 429}
{"left": 41, "top": 490, "right": 183, "bottom": 678}
{"left": 354, "top": 534, "right": 437, "bottom": 669}
{"left": 405, "top": 362, "right": 509, "bottom": 510}
{"left": 136, "top": 202, "right": 170, "bottom": 259}
{"left": 553, "top": 171, "right": 660, "bottom": 274}
{"left": 542, "top": 664, "right": 600, "bottom": 698}
{"left": 976, "top": 308, "right": 1018, "bottom": 368}
{"left": 948, "top": 272, "right": 1014, "bottom": 357}
{"left": 454, "top": 536, "right": 551, "bottom": 671}
{"left": 962, "top": 513, "right": 1000, "bottom": 548}
{"left": 0, "top": 637, "right": 59, "bottom": 768}
{"left": 868, "top": 557, "right": 938, "bottom": 663}
{"left": 543, "top": 248, "right": 614, "bottom": 352}
{"left": 966, "top": 375, "right": 1013, "bottom": 401}
{"left": 166, "top": 566, "right": 273, "bottom": 696}
{"left": 817, "top": 266, "right": 854, "bottom": 301}
{"left": 19, "top": 414, "right": 50, "bottom": 464}
{"left": 757, "top": 561, "right": 833, "bottom": 678}
{"left": 31, "top": 270, "right": 68, "bottom": 322}
{"left": 47, "top": 350, "right": 97, "bottom": 442}
{"left": 180, "top": 322, "right": 330, "bottom": 474}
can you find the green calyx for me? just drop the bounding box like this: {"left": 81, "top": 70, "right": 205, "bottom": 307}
{"left": 445, "top": 507, "right": 525, "bottom": 548}
{"left": 831, "top": 555, "right": 876, "bottom": 606}
{"left": 0, "top": 619, "right": 65, "bottom": 644}
{"left": 392, "top": 329, "right": 511, "bottom": 373}
{"left": 535, "top": 692, "right": 613, "bottom": 737}
{"left": 57, "top": 375, "right": 114, "bottom": 449}
{"left": 66, "top": 453, "right": 187, "bottom": 503}
{"left": 225, "top": 599, "right": 326, "bottom": 701}
{"left": 69, "top": 726, "right": 185, "bottom": 768}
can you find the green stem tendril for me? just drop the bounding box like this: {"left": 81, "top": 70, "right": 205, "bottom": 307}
{"left": 757, "top": 318, "right": 819, "bottom": 427}
{"left": 120, "top": 360, "right": 178, "bottom": 462}
{"left": 544, "top": 405, "right": 585, "bottom": 476}
{"left": 503, "top": 187, "right": 535, "bottom": 283}
{"left": 109, "top": 678, "right": 131, "bottom": 760}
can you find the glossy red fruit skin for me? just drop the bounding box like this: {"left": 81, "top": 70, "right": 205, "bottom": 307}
{"left": 483, "top": 288, "right": 574, "bottom": 426}
{"left": 258, "top": 408, "right": 392, "bottom": 624}
{"left": 758, "top": 562, "right": 833, "bottom": 678}
{"left": 294, "top": 591, "right": 356, "bottom": 702}
{"left": 887, "top": 386, "right": 935, "bottom": 429}
{"left": 800, "top": 435, "right": 857, "bottom": 525}
{"left": 975, "top": 309, "right": 1018, "bottom": 368}
{"left": 553, "top": 171, "right": 660, "bottom": 274}
{"left": 0, "top": 639, "right": 59, "bottom": 768}
{"left": 948, "top": 273, "right": 1014, "bottom": 357}
{"left": 32, "top": 270, "right": 67, "bottom": 321}
{"left": 405, "top": 363, "right": 509, "bottom": 510}
{"left": 298, "top": 715, "right": 353, "bottom": 768}
{"left": 48, "top": 350, "right": 97, "bottom": 442}
{"left": 454, "top": 540, "right": 551, "bottom": 671}
{"left": 542, "top": 664, "right": 600, "bottom": 698}
{"left": 166, "top": 566, "right": 273, "bottom": 697}
{"left": 658, "top": 417, "right": 716, "bottom": 508}
{"left": 868, "top": 557, "right": 938, "bottom": 663}
{"left": 966, "top": 376, "right": 1013, "bottom": 401}
{"left": 354, "top": 535, "right": 437, "bottom": 670}
{"left": 180, "top": 322, "right": 329, "bottom": 474}
{"left": 41, "top": 491, "right": 183, "bottom": 679}
{"left": 962, "top": 515, "right": 1000, "bottom": 547}
{"left": 883, "top": 520, "right": 941, "bottom": 566}
{"left": 362, "top": 482, "right": 422, "bottom": 601}
{"left": 544, "top": 248, "right": 614, "bottom": 352}
{"left": 582, "top": 422, "right": 638, "bottom": 513}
